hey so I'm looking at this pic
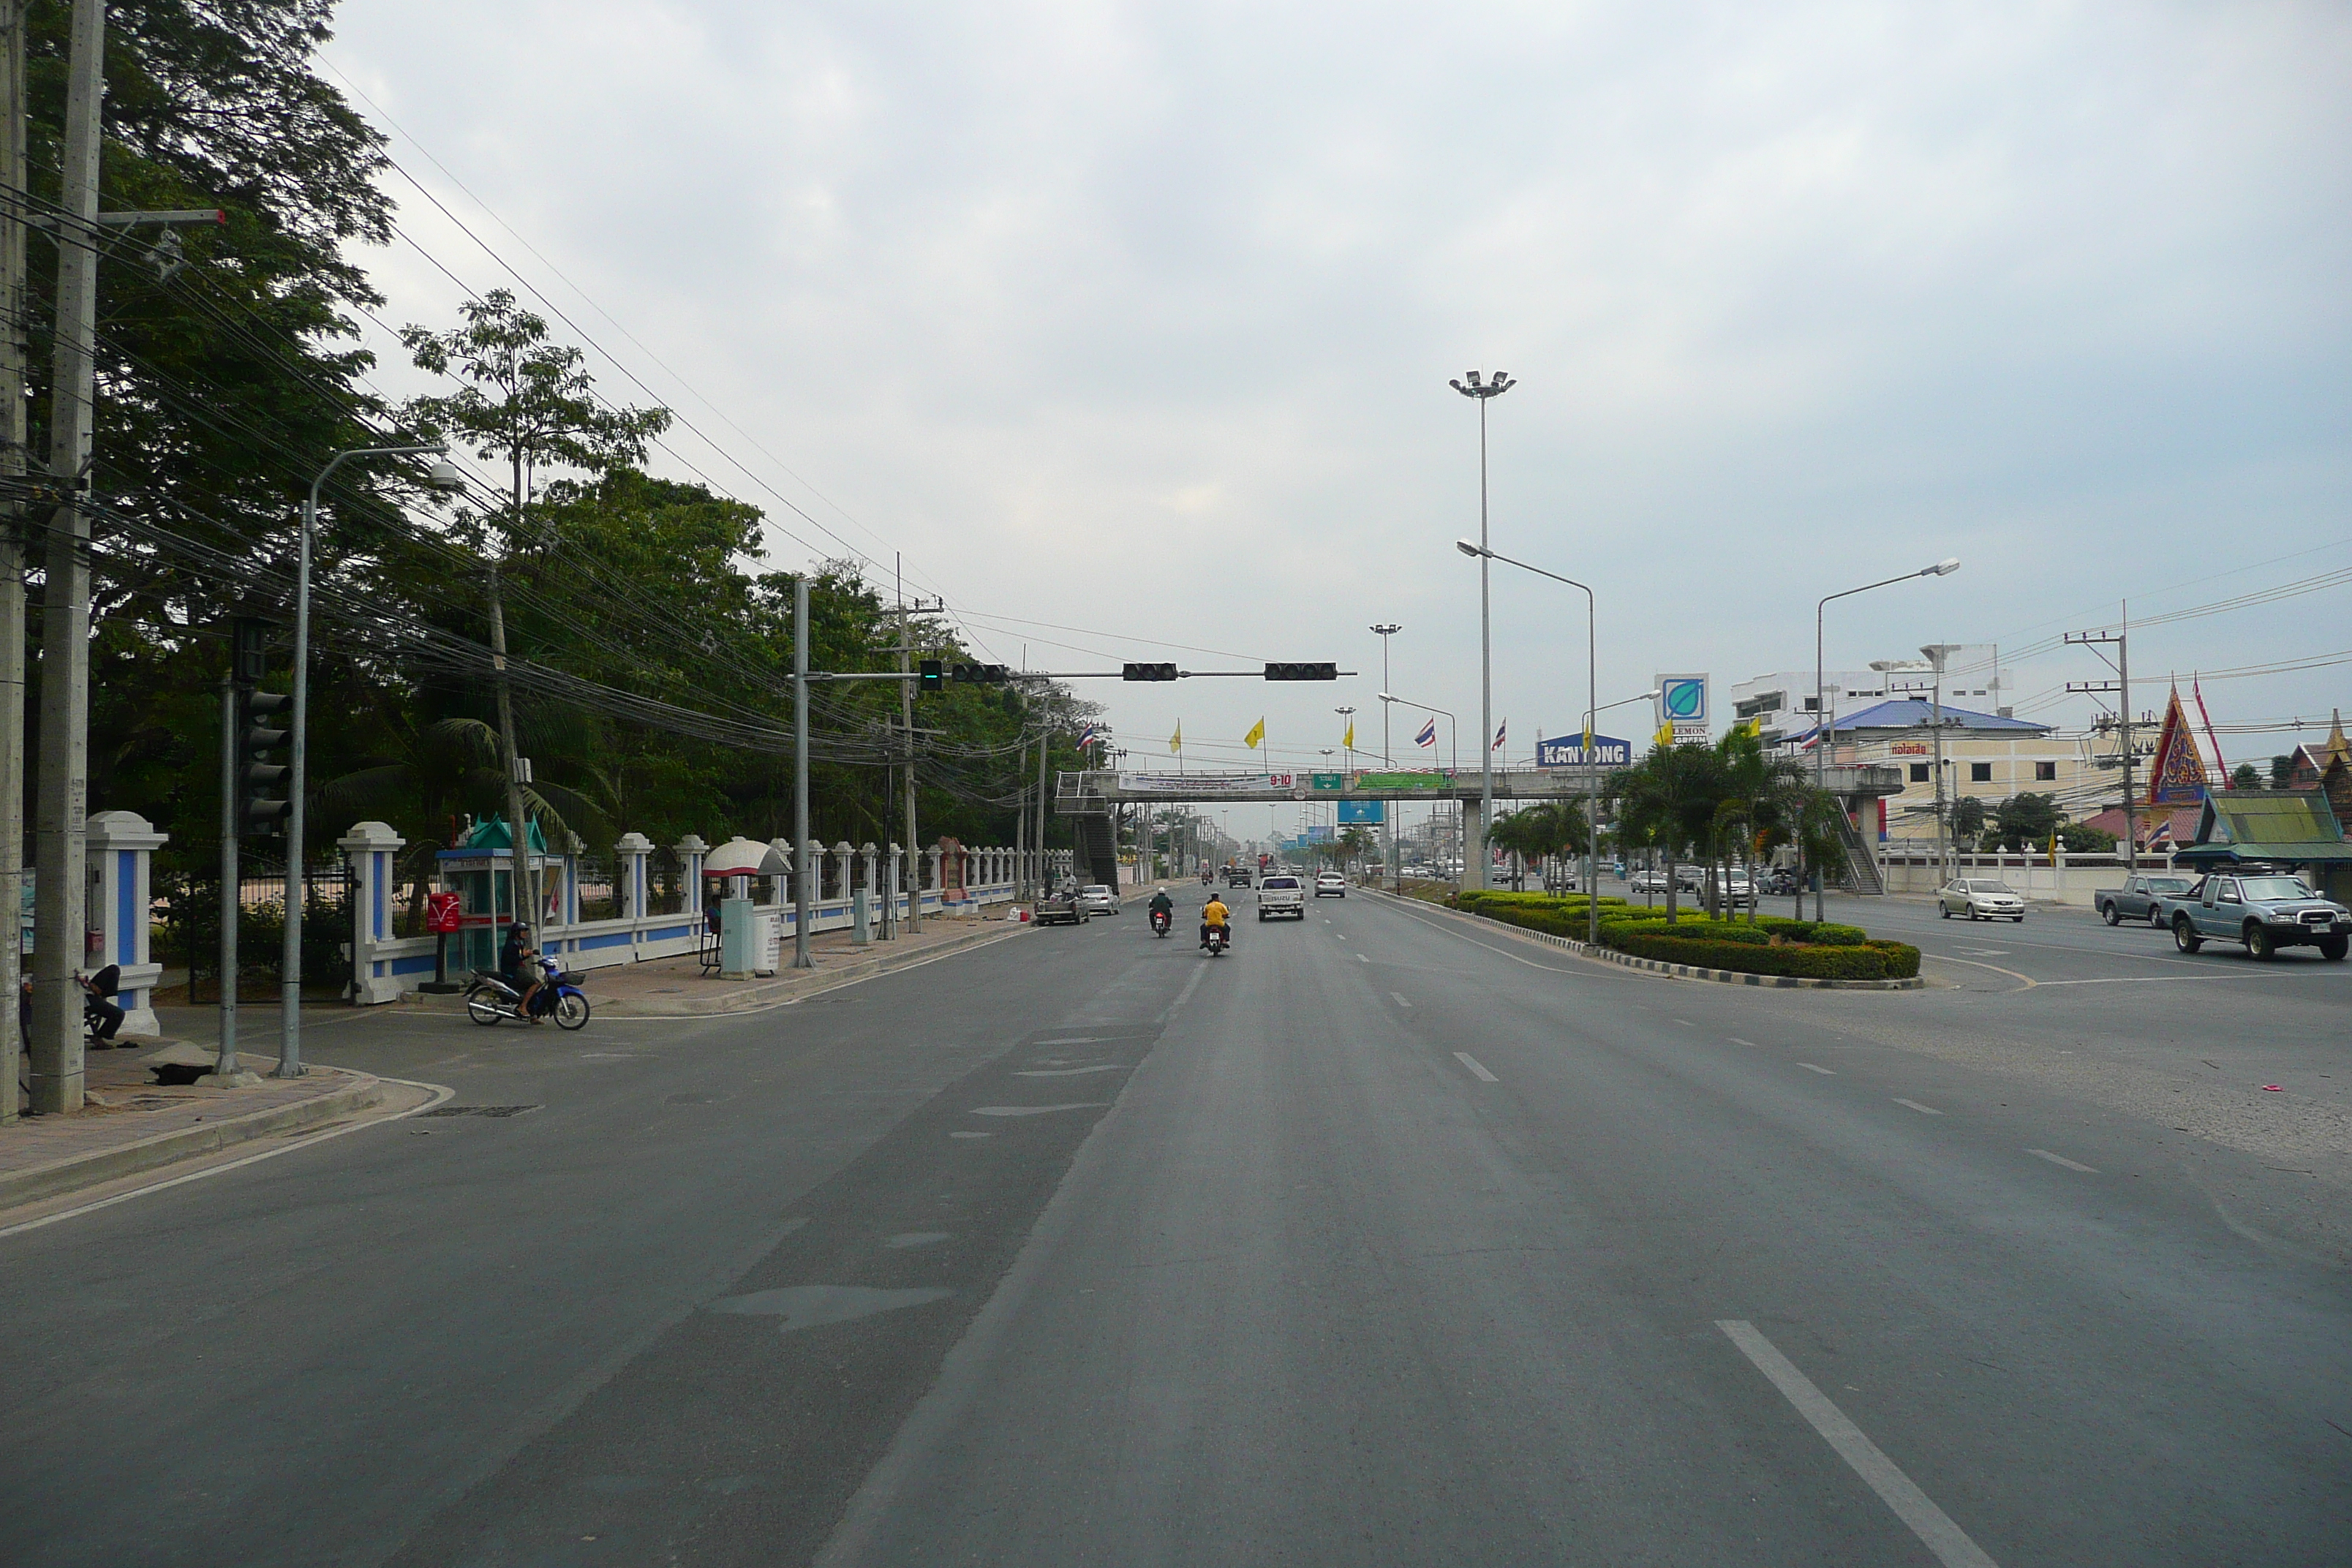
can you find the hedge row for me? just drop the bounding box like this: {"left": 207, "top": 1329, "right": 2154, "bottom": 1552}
{"left": 1595, "top": 913, "right": 1871, "bottom": 947}
{"left": 1605, "top": 929, "right": 1922, "bottom": 980}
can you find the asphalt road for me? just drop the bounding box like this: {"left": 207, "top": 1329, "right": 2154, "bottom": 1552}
{"left": 2, "top": 884, "right": 2345, "bottom": 1565}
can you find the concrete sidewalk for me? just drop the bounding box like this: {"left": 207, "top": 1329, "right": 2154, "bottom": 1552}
{"left": 408, "top": 910, "right": 1031, "bottom": 1017}
{"left": 1, "top": 1044, "right": 391, "bottom": 1211}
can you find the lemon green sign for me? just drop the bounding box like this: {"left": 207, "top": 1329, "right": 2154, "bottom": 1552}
{"left": 1352, "top": 771, "right": 1450, "bottom": 791}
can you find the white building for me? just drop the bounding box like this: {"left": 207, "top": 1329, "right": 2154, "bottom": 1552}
{"left": 1732, "top": 644, "right": 2012, "bottom": 745}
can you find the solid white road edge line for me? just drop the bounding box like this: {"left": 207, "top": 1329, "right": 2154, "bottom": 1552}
{"left": 1452, "top": 1051, "right": 1499, "bottom": 1083}
{"left": 0, "top": 1074, "right": 457, "bottom": 1241}
{"left": 2027, "top": 1148, "right": 2099, "bottom": 1173}
{"left": 1893, "top": 1098, "right": 1945, "bottom": 1116}
{"left": 1717, "top": 1319, "right": 2001, "bottom": 1568}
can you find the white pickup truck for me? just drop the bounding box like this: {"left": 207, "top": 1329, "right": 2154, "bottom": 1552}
{"left": 1256, "top": 873, "right": 1307, "bottom": 921}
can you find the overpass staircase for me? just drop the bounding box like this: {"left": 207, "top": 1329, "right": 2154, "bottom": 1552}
{"left": 1055, "top": 771, "right": 1123, "bottom": 889}
{"left": 1831, "top": 809, "right": 1886, "bottom": 895}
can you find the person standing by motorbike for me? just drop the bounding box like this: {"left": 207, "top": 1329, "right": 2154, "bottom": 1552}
{"left": 499, "top": 922, "right": 543, "bottom": 1022}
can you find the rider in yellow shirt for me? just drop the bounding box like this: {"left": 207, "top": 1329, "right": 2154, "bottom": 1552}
{"left": 1199, "top": 892, "right": 1230, "bottom": 949}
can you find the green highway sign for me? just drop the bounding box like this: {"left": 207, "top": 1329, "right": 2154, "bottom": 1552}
{"left": 1352, "top": 771, "right": 1451, "bottom": 791}
{"left": 1310, "top": 772, "right": 1346, "bottom": 791}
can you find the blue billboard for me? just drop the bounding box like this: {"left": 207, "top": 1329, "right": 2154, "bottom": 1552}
{"left": 1337, "top": 799, "right": 1386, "bottom": 824}
{"left": 1536, "top": 734, "right": 1632, "bottom": 768}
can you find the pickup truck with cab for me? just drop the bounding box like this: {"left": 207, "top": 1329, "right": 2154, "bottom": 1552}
{"left": 1256, "top": 873, "right": 1307, "bottom": 920}
{"left": 1033, "top": 886, "right": 1088, "bottom": 926}
{"left": 2096, "top": 872, "right": 2195, "bottom": 927}
{"left": 2161, "top": 871, "right": 2350, "bottom": 961}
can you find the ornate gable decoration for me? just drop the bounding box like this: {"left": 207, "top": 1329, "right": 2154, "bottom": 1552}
{"left": 2146, "top": 686, "right": 2212, "bottom": 805}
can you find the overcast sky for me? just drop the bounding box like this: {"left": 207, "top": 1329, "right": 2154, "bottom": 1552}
{"left": 330, "top": 0, "right": 2350, "bottom": 803}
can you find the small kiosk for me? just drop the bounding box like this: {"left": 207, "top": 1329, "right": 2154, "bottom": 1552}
{"left": 701, "top": 837, "right": 788, "bottom": 979}
{"left": 437, "top": 815, "right": 558, "bottom": 974}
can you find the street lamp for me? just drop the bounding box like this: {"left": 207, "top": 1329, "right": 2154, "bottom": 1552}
{"left": 1579, "top": 688, "right": 1660, "bottom": 944}
{"left": 1813, "top": 557, "right": 1959, "bottom": 920}
{"left": 1455, "top": 537, "right": 1597, "bottom": 905}
{"left": 278, "top": 444, "right": 461, "bottom": 1077}
{"left": 1449, "top": 369, "right": 1513, "bottom": 889}
{"left": 1368, "top": 623, "right": 1401, "bottom": 885}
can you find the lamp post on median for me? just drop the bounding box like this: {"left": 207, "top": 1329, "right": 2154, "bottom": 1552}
{"left": 1449, "top": 369, "right": 1514, "bottom": 889}
{"left": 1369, "top": 623, "right": 1401, "bottom": 884}
{"left": 1580, "top": 689, "right": 1662, "bottom": 944}
{"left": 278, "top": 444, "right": 464, "bottom": 1077}
{"left": 1814, "top": 558, "right": 1960, "bottom": 921}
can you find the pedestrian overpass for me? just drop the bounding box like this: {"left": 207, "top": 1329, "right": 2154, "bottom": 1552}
{"left": 1055, "top": 763, "right": 1910, "bottom": 891}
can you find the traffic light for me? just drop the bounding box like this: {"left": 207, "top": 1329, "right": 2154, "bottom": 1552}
{"left": 951, "top": 663, "right": 1011, "bottom": 684}
{"left": 238, "top": 689, "right": 292, "bottom": 837}
{"left": 1264, "top": 662, "right": 1338, "bottom": 682}
{"left": 918, "top": 658, "right": 944, "bottom": 691}
{"left": 1122, "top": 662, "right": 1179, "bottom": 682}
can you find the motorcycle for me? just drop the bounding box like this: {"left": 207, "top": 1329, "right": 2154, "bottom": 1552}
{"left": 1150, "top": 907, "right": 1172, "bottom": 938}
{"left": 1203, "top": 924, "right": 1229, "bottom": 957}
{"left": 466, "top": 954, "right": 591, "bottom": 1030}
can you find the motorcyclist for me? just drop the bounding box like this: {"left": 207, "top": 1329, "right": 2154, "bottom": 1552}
{"left": 1199, "top": 892, "right": 1230, "bottom": 950}
{"left": 1147, "top": 887, "right": 1174, "bottom": 930}
{"left": 499, "top": 921, "right": 542, "bottom": 1021}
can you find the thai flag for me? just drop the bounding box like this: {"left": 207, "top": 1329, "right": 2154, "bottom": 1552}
{"left": 1077, "top": 723, "right": 1098, "bottom": 751}
{"left": 1493, "top": 719, "right": 1507, "bottom": 751}
{"left": 2146, "top": 817, "right": 2174, "bottom": 849}
{"left": 1415, "top": 717, "right": 1438, "bottom": 749}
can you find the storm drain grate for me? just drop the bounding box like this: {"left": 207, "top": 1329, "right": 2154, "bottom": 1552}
{"left": 418, "top": 1104, "right": 542, "bottom": 1119}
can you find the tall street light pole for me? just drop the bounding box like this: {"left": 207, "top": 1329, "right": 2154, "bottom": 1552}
{"left": 1449, "top": 369, "right": 1513, "bottom": 889}
{"left": 279, "top": 444, "right": 460, "bottom": 1077}
{"left": 1380, "top": 691, "right": 1458, "bottom": 878}
{"left": 1814, "top": 557, "right": 1960, "bottom": 920}
{"left": 1369, "top": 623, "right": 1400, "bottom": 885}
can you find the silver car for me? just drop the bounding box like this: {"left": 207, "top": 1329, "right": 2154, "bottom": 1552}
{"left": 1938, "top": 878, "right": 2025, "bottom": 921}
{"left": 1077, "top": 884, "right": 1121, "bottom": 916}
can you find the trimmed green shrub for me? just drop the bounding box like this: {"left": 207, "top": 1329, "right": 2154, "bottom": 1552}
{"left": 1605, "top": 929, "right": 1921, "bottom": 980}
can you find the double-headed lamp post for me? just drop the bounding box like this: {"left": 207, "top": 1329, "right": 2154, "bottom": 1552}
{"left": 279, "top": 444, "right": 464, "bottom": 1077}
{"left": 1449, "top": 369, "right": 1513, "bottom": 888}
{"left": 1368, "top": 624, "right": 1401, "bottom": 884}
{"left": 1812, "top": 557, "right": 1960, "bottom": 921}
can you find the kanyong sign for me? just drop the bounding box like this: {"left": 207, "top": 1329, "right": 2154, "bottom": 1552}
{"left": 1537, "top": 734, "right": 1632, "bottom": 769}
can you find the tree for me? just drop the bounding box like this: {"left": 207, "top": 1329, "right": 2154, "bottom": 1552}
{"left": 2272, "top": 754, "right": 2297, "bottom": 788}
{"left": 1992, "top": 792, "right": 2064, "bottom": 852}
{"left": 1950, "top": 795, "right": 1987, "bottom": 843}
{"left": 2230, "top": 762, "right": 2259, "bottom": 791}
{"left": 1607, "top": 742, "right": 1725, "bottom": 924}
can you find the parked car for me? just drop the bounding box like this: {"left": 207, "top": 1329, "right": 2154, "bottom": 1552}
{"left": 1759, "top": 867, "right": 1802, "bottom": 897}
{"left": 1313, "top": 870, "right": 1347, "bottom": 897}
{"left": 1629, "top": 870, "right": 1671, "bottom": 894}
{"left": 1938, "top": 878, "right": 2025, "bottom": 921}
{"left": 2162, "top": 872, "right": 2349, "bottom": 960}
{"left": 2096, "top": 873, "right": 2196, "bottom": 927}
{"left": 1077, "top": 884, "right": 1121, "bottom": 916}
{"left": 1256, "top": 873, "right": 1308, "bottom": 920}
{"left": 1033, "top": 888, "right": 1088, "bottom": 926}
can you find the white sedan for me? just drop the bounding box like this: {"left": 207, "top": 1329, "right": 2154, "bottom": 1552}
{"left": 1077, "top": 884, "right": 1121, "bottom": 916}
{"left": 1938, "top": 878, "right": 2024, "bottom": 921}
{"left": 1314, "top": 871, "right": 1348, "bottom": 897}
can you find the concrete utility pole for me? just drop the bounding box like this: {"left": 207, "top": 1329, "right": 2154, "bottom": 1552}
{"left": 1036, "top": 736, "right": 1049, "bottom": 892}
{"left": 2065, "top": 604, "right": 2136, "bottom": 877}
{"left": 216, "top": 671, "right": 239, "bottom": 1076}
{"left": 792, "top": 575, "right": 812, "bottom": 968}
{"left": 29, "top": 0, "right": 103, "bottom": 1115}
{"left": 897, "top": 594, "right": 920, "bottom": 933}
{"left": 1013, "top": 739, "right": 1027, "bottom": 899}
{"left": 0, "top": 0, "right": 27, "bottom": 1122}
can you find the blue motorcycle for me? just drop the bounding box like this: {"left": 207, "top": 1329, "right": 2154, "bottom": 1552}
{"left": 465, "top": 953, "right": 591, "bottom": 1030}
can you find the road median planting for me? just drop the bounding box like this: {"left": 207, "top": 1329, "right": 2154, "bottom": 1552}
{"left": 1448, "top": 891, "right": 1921, "bottom": 982}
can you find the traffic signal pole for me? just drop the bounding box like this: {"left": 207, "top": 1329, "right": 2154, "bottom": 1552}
{"left": 216, "top": 673, "right": 241, "bottom": 1078}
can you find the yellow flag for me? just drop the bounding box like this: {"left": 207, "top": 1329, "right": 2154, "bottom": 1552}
{"left": 1169, "top": 722, "right": 1182, "bottom": 754}
{"left": 1655, "top": 720, "right": 1676, "bottom": 749}
{"left": 1343, "top": 717, "right": 1355, "bottom": 750}
{"left": 1244, "top": 717, "right": 1265, "bottom": 750}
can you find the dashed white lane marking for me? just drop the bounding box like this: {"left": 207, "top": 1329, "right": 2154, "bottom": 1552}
{"left": 1014, "top": 1064, "right": 1127, "bottom": 1077}
{"left": 1166, "top": 966, "right": 1207, "bottom": 1014}
{"left": 1357, "top": 954, "right": 1369, "bottom": 963}
{"left": 1390, "top": 992, "right": 1412, "bottom": 1008}
{"left": 2028, "top": 1148, "right": 2099, "bottom": 1172}
{"left": 1893, "top": 1098, "right": 1945, "bottom": 1116}
{"left": 1717, "top": 1321, "right": 2000, "bottom": 1568}
{"left": 971, "top": 1103, "right": 1111, "bottom": 1117}
{"left": 1335, "top": 933, "right": 1348, "bottom": 941}
{"left": 950, "top": 1131, "right": 992, "bottom": 1139}
{"left": 1036, "top": 1037, "right": 1102, "bottom": 1046}
{"left": 1729, "top": 1038, "right": 1759, "bottom": 1048}
{"left": 1797, "top": 1063, "right": 1836, "bottom": 1075}
{"left": 1672, "top": 1018, "right": 1695, "bottom": 1028}
{"left": 1453, "top": 1052, "right": 1499, "bottom": 1083}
